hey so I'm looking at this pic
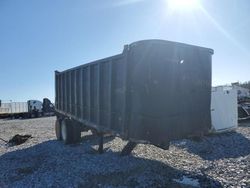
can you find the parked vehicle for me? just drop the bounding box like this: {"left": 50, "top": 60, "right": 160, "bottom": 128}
{"left": 42, "top": 98, "right": 55, "bottom": 116}
{"left": 0, "top": 99, "right": 54, "bottom": 118}
{"left": 54, "top": 39, "right": 213, "bottom": 154}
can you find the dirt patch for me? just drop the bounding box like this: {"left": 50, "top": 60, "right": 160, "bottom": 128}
{"left": 8, "top": 134, "right": 32, "bottom": 146}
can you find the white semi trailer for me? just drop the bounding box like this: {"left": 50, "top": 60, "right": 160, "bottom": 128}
{"left": 0, "top": 99, "right": 54, "bottom": 118}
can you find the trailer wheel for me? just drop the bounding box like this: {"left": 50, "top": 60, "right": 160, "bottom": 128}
{"left": 55, "top": 119, "right": 62, "bottom": 140}
{"left": 61, "top": 119, "right": 81, "bottom": 144}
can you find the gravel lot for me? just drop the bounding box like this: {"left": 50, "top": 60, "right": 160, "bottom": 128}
{"left": 0, "top": 117, "right": 249, "bottom": 188}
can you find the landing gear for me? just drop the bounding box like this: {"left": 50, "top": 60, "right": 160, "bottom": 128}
{"left": 121, "top": 141, "right": 137, "bottom": 156}
{"left": 98, "top": 133, "right": 104, "bottom": 154}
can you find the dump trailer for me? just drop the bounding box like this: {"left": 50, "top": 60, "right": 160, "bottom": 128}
{"left": 55, "top": 39, "right": 213, "bottom": 154}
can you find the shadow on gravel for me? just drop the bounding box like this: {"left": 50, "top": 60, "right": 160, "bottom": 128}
{"left": 0, "top": 139, "right": 223, "bottom": 187}
{"left": 175, "top": 132, "right": 250, "bottom": 160}
{"left": 80, "top": 134, "right": 115, "bottom": 144}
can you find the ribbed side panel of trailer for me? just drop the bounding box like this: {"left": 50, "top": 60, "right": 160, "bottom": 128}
{"left": 55, "top": 53, "right": 129, "bottom": 137}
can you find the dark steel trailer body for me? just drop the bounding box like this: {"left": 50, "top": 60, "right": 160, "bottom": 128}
{"left": 55, "top": 40, "right": 213, "bottom": 149}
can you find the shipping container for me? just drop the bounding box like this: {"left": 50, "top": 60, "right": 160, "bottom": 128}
{"left": 55, "top": 39, "right": 213, "bottom": 152}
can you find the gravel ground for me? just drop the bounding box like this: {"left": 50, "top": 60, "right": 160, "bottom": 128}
{"left": 0, "top": 117, "right": 249, "bottom": 188}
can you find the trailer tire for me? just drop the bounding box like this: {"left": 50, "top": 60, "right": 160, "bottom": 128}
{"left": 61, "top": 119, "right": 81, "bottom": 144}
{"left": 55, "top": 118, "right": 62, "bottom": 140}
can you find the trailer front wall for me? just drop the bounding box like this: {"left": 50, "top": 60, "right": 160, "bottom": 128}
{"left": 126, "top": 41, "right": 212, "bottom": 147}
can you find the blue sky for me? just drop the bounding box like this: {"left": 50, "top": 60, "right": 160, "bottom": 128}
{"left": 0, "top": 0, "right": 249, "bottom": 102}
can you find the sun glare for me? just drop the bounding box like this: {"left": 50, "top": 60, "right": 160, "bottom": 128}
{"left": 168, "top": 0, "right": 201, "bottom": 12}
